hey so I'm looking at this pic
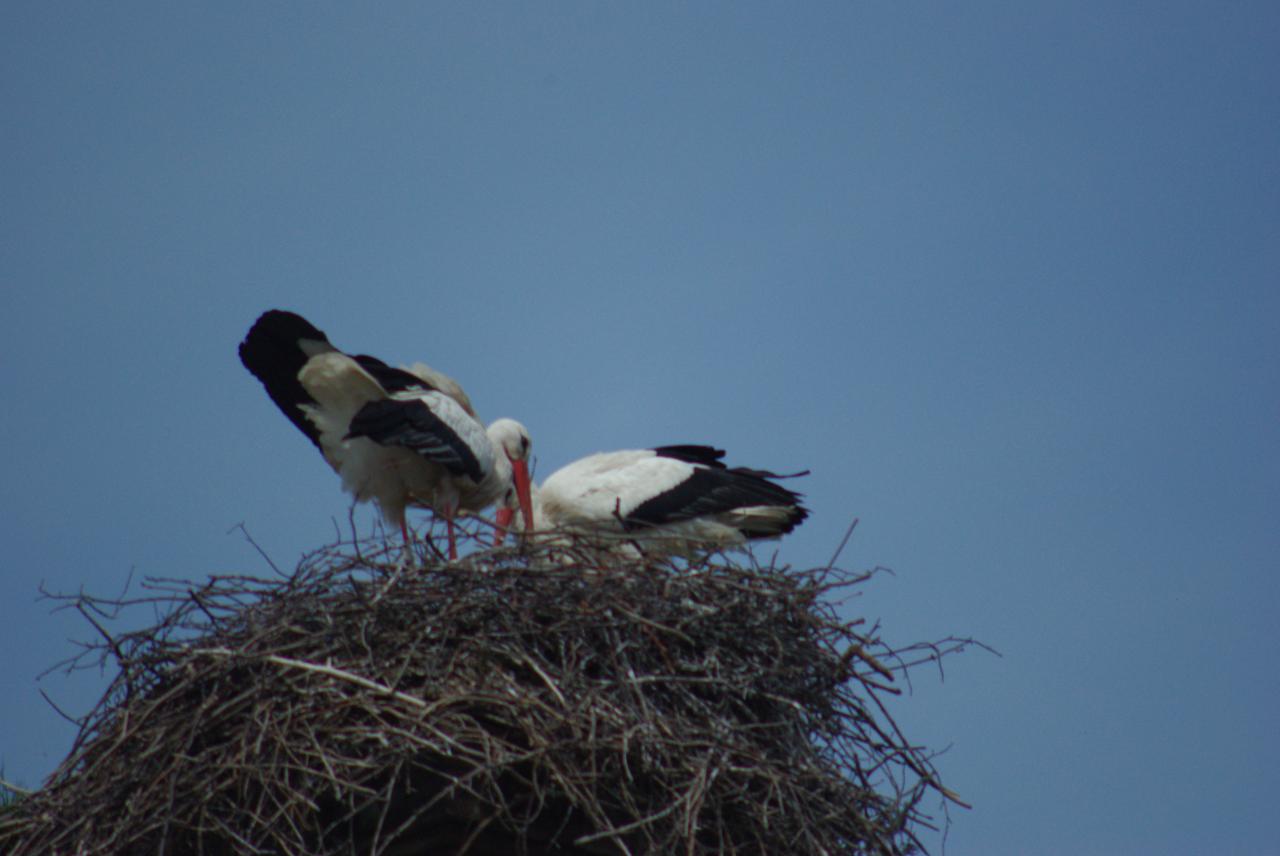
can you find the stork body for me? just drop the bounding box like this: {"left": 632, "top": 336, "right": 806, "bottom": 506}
{"left": 238, "top": 310, "right": 532, "bottom": 558}
{"left": 497, "top": 445, "right": 807, "bottom": 557}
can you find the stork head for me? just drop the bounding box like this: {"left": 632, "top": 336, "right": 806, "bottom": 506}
{"left": 486, "top": 418, "right": 534, "bottom": 538}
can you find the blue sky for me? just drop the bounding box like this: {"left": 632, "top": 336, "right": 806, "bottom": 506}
{"left": 3, "top": 4, "right": 1277, "bottom": 853}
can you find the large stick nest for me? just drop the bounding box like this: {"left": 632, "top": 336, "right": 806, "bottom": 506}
{"left": 2, "top": 524, "right": 974, "bottom": 855}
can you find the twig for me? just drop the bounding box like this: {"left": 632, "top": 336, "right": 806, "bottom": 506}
{"left": 827, "top": 517, "right": 860, "bottom": 568}
{"left": 228, "top": 523, "right": 285, "bottom": 579}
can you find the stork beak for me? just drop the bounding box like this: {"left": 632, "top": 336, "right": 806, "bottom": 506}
{"left": 493, "top": 506, "right": 515, "bottom": 546}
{"left": 510, "top": 457, "right": 534, "bottom": 534}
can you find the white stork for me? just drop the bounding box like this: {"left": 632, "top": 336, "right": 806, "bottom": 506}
{"left": 238, "top": 309, "right": 534, "bottom": 559}
{"left": 494, "top": 445, "right": 808, "bottom": 556}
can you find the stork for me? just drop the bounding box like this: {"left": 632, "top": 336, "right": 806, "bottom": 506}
{"left": 238, "top": 309, "right": 533, "bottom": 559}
{"left": 494, "top": 445, "right": 808, "bottom": 557}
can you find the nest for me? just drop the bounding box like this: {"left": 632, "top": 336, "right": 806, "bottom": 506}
{"left": 1, "top": 523, "right": 973, "bottom": 855}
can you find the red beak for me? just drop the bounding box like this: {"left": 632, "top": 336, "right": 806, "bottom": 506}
{"left": 510, "top": 457, "right": 534, "bottom": 535}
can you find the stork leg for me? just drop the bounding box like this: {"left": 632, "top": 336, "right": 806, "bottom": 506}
{"left": 395, "top": 513, "right": 414, "bottom": 566}
{"left": 446, "top": 509, "right": 458, "bottom": 561}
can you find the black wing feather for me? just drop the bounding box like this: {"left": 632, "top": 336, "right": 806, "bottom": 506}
{"left": 238, "top": 310, "right": 334, "bottom": 450}
{"left": 351, "top": 355, "right": 437, "bottom": 396}
{"left": 345, "top": 399, "right": 483, "bottom": 481}
{"left": 651, "top": 445, "right": 728, "bottom": 469}
{"left": 625, "top": 463, "right": 809, "bottom": 535}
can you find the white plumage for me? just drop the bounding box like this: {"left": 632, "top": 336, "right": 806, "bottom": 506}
{"left": 239, "top": 310, "right": 533, "bottom": 558}
{"left": 495, "top": 445, "right": 808, "bottom": 557}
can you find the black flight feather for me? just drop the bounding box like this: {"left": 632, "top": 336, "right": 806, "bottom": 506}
{"left": 651, "top": 445, "right": 728, "bottom": 468}
{"left": 351, "top": 355, "right": 438, "bottom": 396}
{"left": 238, "top": 310, "right": 334, "bottom": 450}
{"left": 345, "top": 398, "right": 483, "bottom": 482}
{"left": 626, "top": 457, "right": 809, "bottom": 536}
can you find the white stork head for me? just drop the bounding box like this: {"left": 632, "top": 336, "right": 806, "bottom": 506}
{"left": 486, "top": 418, "right": 534, "bottom": 535}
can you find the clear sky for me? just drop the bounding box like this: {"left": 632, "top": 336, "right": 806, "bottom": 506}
{"left": 3, "top": 4, "right": 1277, "bottom": 853}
